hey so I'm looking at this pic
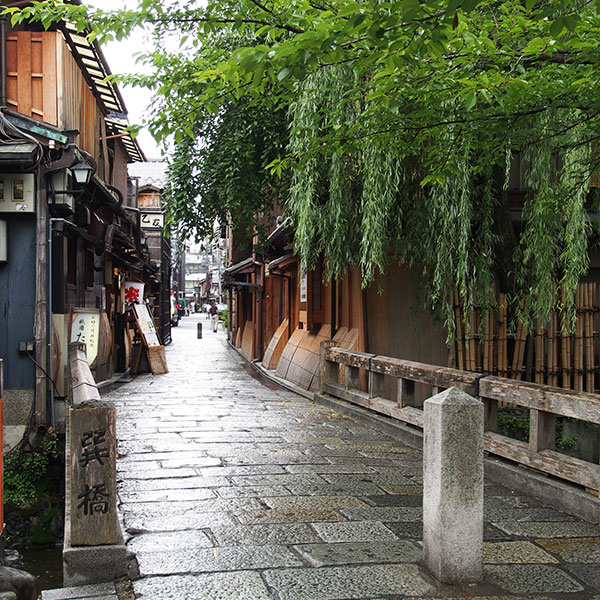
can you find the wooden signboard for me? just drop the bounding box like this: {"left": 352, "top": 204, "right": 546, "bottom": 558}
{"left": 132, "top": 303, "right": 160, "bottom": 347}
{"left": 131, "top": 303, "right": 168, "bottom": 374}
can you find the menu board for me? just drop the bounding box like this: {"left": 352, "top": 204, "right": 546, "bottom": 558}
{"left": 132, "top": 303, "right": 160, "bottom": 347}
{"left": 70, "top": 310, "right": 101, "bottom": 364}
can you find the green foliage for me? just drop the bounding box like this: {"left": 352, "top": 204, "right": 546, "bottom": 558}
{"left": 497, "top": 408, "right": 579, "bottom": 450}
{"left": 555, "top": 418, "right": 579, "bottom": 450}
{"left": 9, "top": 0, "right": 600, "bottom": 333}
{"left": 4, "top": 434, "right": 59, "bottom": 505}
{"left": 28, "top": 505, "right": 60, "bottom": 545}
{"left": 497, "top": 407, "right": 530, "bottom": 442}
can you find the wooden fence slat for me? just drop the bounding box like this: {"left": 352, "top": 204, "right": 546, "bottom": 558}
{"left": 535, "top": 319, "right": 544, "bottom": 385}
{"left": 511, "top": 321, "right": 526, "bottom": 381}
{"left": 498, "top": 294, "right": 507, "bottom": 378}
{"left": 576, "top": 284, "right": 584, "bottom": 392}
{"left": 561, "top": 286, "right": 571, "bottom": 390}
{"left": 454, "top": 287, "right": 465, "bottom": 371}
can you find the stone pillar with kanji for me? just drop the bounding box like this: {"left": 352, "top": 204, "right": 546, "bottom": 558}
{"left": 69, "top": 404, "right": 119, "bottom": 546}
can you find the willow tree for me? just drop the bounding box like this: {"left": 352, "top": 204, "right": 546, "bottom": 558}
{"left": 10, "top": 0, "right": 600, "bottom": 331}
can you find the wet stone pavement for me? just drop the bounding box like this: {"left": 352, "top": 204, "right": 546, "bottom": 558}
{"left": 98, "top": 314, "right": 600, "bottom": 599}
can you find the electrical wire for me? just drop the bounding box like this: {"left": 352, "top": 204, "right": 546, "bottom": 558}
{"left": 0, "top": 110, "right": 44, "bottom": 168}
{"left": 25, "top": 350, "right": 61, "bottom": 397}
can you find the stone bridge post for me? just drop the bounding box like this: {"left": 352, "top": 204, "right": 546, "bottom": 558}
{"left": 63, "top": 342, "right": 127, "bottom": 586}
{"left": 423, "top": 387, "right": 484, "bottom": 584}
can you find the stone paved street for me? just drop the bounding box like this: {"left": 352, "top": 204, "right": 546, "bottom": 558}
{"left": 97, "top": 314, "right": 600, "bottom": 600}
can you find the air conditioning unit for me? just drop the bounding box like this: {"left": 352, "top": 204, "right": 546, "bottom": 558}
{"left": 0, "top": 173, "right": 35, "bottom": 213}
{"left": 50, "top": 170, "right": 75, "bottom": 213}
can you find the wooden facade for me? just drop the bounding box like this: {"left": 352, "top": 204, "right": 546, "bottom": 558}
{"left": 138, "top": 185, "right": 171, "bottom": 345}
{"left": 0, "top": 14, "right": 152, "bottom": 433}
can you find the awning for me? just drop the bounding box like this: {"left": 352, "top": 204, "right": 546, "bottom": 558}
{"left": 267, "top": 217, "right": 292, "bottom": 246}
{"left": 268, "top": 254, "right": 297, "bottom": 272}
{"left": 60, "top": 21, "right": 146, "bottom": 163}
{"left": 224, "top": 256, "right": 257, "bottom": 276}
{"left": 223, "top": 280, "right": 261, "bottom": 289}
{"left": 0, "top": 142, "right": 39, "bottom": 164}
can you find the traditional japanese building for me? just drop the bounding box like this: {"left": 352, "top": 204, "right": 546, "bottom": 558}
{"left": 0, "top": 5, "right": 154, "bottom": 446}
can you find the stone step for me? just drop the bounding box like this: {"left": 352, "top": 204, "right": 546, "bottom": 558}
{"left": 41, "top": 583, "right": 118, "bottom": 600}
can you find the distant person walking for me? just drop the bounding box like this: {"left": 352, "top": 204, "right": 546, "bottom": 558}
{"left": 210, "top": 301, "right": 220, "bottom": 332}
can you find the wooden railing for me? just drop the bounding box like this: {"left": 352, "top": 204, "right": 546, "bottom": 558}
{"left": 319, "top": 342, "right": 600, "bottom": 495}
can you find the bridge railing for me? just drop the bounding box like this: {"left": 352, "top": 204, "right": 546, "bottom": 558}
{"left": 319, "top": 341, "right": 600, "bottom": 495}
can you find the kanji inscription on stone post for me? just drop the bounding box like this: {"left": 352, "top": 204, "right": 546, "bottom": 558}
{"left": 70, "top": 405, "right": 118, "bottom": 546}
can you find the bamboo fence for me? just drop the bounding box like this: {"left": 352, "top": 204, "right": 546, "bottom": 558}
{"left": 453, "top": 283, "right": 598, "bottom": 393}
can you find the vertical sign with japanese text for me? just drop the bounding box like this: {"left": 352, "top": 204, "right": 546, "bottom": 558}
{"left": 300, "top": 266, "right": 308, "bottom": 303}
{"left": 70, "top": 405, "right": 119, "bottom": 546}
{"left": 70, "top": 311, "right": 100, "bottom": 365}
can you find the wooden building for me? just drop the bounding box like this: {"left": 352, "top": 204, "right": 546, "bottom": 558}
{"left": 137, "top": 184, "right": 171, "bottom": 345}
{"left": 0, "top": 5, "right": 154, "bottom": 441}
{"left": 225, "top": 217, "right": 373, "bottom": 393}
{"left": 225, "top": 183, "right": 600, "bottom": 414}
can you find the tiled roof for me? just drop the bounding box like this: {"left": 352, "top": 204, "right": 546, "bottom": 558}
{"left": 128, "top": 160, "right": 168, "bottom": 187}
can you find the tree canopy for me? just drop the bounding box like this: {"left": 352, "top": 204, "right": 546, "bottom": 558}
{"left": 8, "top": 0, "right": 600, "bottom": 331}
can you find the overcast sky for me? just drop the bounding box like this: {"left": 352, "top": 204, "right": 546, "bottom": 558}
{"left": 86, "top": 0, "right": 163, "bottom": 160}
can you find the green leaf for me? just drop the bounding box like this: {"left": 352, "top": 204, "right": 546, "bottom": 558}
{"left": 522, "top": 37, "right": 546, "bottom": 55}
{"left": 461, "top": 0, "right": 481, "bottom": 12}
{"left": 464, "top": 89, "right": 477, "bottom": 110}
{"left": 564, "top": 14, "right": 580, "bottom": 32}
{"left": 277, "top": 67, "right": 291, "bottom": 81}
{"left": 550, "top": 17, "right": 564, "bottom": 38}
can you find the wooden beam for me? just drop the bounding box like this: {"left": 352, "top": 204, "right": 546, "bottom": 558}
{"left": 480, "top": 376, "right": 600, "bottom": 424}
{"left": 485, "top": 432, "right": 599, "bottom": 492}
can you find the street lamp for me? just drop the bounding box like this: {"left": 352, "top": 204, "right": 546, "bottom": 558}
{"left": 70, "top": 160, "right": 94, "bottom": 185}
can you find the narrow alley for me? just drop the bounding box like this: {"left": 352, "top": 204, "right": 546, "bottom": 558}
{"left": 97, "top": 314, "right": 600, "bottom": 600}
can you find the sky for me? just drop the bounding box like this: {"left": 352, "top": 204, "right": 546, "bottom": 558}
{"left": 86, "top": 0, "right": 163, "bottom": 160}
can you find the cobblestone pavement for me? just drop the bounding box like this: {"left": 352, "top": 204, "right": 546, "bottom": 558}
{"left": 99, "top": 314, "right": 600, "bottom": 600}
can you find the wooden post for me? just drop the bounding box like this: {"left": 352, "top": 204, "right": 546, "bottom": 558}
{"left": 345, "top": 365, "right": 359, "bottom": 390}
{"left": 483, "top": 397, "right": 498, "bottom": 432}
{"left": 369, "top": 370, "right": 385, "bottom": 399}
{"left": 319, "top": 340, "right": 337, "bottom": 394}
{"left": 397, "top": 377, "right": 417, "bottom": 408}
{"left": 529, "top": 409, "right": 556, "bottom": 452}
{"left": 423, "top": 388, "right": 484, "bottom": 584}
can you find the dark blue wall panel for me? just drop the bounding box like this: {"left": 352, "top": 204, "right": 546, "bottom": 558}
{"left": 0, "top": 214, "right": 36, "bottom": 390}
